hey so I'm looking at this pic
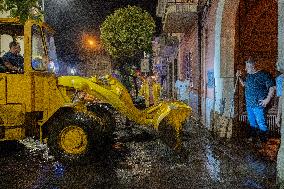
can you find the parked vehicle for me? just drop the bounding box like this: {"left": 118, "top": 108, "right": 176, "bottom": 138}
{"left": 0, "top": 18, "right": 191, "bottom": 163}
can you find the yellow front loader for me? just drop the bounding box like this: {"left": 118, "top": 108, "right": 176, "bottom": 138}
{"left": 0, "top": 18, "right": 191, "bottom": 163}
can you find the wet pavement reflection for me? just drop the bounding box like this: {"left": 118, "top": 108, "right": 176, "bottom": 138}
{"left": 0, "top": 118, "right": 278, "bottom": 189}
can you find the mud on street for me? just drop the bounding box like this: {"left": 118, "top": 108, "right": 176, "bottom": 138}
{"left": 0, "top": 118, "right": 278, "bottom": 189}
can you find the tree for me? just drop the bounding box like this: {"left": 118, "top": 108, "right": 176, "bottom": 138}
{"left": 0, "top": 0, "right": 42, "bottom": 22}
{"left": 100, "top": 6, "right": 155, "bottom": 94}
{"left": 100, "top": 5, "right": 156, "bottom": 59}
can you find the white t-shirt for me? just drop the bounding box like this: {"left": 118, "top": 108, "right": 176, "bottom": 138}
{"left": 175, "top": 79, "right": 190, "bottom": 100}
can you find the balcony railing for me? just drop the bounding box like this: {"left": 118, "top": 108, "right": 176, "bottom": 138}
{"left": 166, "top": 1, "right": 198, "bottom": 14}
{"left": 162, "top": 1, "right": 198, "bottom": 33}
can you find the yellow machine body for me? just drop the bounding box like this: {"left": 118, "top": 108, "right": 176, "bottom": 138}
{"left": 58, "top": 75, "right": 191, "bottom": 137}
{"left": 0, "top": 18, "right": 71, "bottom": 141}
{"left": 0, "top": 18, "right": 191, "bottom": 154}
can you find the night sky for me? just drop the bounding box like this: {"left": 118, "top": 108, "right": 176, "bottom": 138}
{"left": 45, "top": 0, "right": 161, "bottom": 63}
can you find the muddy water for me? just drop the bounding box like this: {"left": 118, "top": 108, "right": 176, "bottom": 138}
{"left": 0, "top": 118, "right": 278, "bottom": 189}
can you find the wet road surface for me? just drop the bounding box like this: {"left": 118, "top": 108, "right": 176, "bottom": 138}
{"left": 0, "top": 118, "right": 278, "bottom": 189}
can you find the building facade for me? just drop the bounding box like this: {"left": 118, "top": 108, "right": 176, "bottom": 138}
{"left": 78, "top": 52, "right": 112, "bottom": 77}
{"left": 152, "top": 34, "right": 179, "bottom": 99}
{"left": 157, "top": 0, "right": 284, "bottom": 185}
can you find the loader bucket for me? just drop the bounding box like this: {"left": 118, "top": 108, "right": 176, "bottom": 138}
{"left": 144, "top": 101, "right": 192, "bottom": 149}
{"left": 58, "top": 75, "right": 192, "bottom": 149}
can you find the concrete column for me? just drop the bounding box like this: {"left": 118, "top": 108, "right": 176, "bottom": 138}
{"left": 277, "top": 1, "right": 284, "bottom": 186}
{"left": 213, "top": 0, "right": 225, "bottom": 113}
{"left": 277, "top": 80, "right": 284, "bottom": 186}
{"left": 212, "top": 0, "right": 240, "bottom": 138}
{"left": 277, "top": 0, "right": 284, "bottom": 72}
{"left": 213, "top": 0, "right": 232, "bottom": 138}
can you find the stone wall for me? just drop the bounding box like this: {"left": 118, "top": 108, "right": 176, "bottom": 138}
{"left": 277, "top": 0, "right": 284, "bottom": 186}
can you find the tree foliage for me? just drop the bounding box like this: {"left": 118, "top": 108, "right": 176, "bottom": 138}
{"left": 0, "top": 0, "right": 42, "bottom": 22}
{"left": 100, "top": 5, "right": 155, "bottom": 59}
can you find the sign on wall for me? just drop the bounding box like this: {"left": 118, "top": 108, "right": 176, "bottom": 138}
{"left": 207, "top": 70, "right": 214, "bottom": 88}
{"left": 141, "top": 58, "right": 149, "bottom": 72}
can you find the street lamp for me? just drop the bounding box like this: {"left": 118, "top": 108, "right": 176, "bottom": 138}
{"left": 88, "top": 39, "right": 95, "bottom": 46}
{"left": 85, "top": 37, "right": 97, "bottom": 49}
{"left": 82, "top": 33, "right": 101, "bottom": 51}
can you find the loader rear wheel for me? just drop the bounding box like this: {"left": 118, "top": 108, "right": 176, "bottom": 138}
{"left": 48, "top": 112, "right": 99, "bottom": 164}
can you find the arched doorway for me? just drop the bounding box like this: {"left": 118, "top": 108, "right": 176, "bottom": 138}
{"left": 213, "top": 0, "right": 278, "bottom": 138}
{"left": 235, "top": 0, "right": 278, "bottom": 134}
{"left": 214, "top": 0, "right": 284, "bottom": 185}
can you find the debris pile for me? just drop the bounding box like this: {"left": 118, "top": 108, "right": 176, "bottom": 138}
{"left": 19, "top": 137, "right": 54, "bottom": 161}
{"left": 258, "top": 138, "right": 280, "bottom": 161}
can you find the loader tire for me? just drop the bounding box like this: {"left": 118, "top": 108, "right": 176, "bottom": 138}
{"left": 87, "top": 103, "right": 116, "bottom": 148}
{"left": 47, "top": 111, "right": 102, "bottom": 164}
{"left": 159, "top": 119, "right": 181, "bottom": 149}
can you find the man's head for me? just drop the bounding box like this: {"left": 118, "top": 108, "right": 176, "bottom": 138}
{"left": 179, "top": 74, "right": 185, "bottom": 81}
{"left": 245, "top": 58, "right": 257, "bottom": 74}
{"left": 9, "top": 41, "right": 21, "bottom": 55}
{"left": 147, "top": 73, "right": 157, "bottom": 84}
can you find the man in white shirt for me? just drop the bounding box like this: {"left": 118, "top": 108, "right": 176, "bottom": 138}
{"left": 175, "top": 75, "right": 190, "bottom": 104}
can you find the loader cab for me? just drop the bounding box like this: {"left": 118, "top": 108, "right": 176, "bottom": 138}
{"left": 0, "top": 18, "right": 58, "bottom": 74}
{"left": 0, "top": 18, "right": 63, "bottom": 141}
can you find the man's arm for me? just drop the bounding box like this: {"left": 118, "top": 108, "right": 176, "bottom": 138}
{"left": 138, "top": 83, "right": 146, "bottom": 97}
{"left": 267, "top": 86, "right": 276, "bottom": 102}
{"left": 158, "top": 84, "right": 163, "bottom": 100}
{"left": 187, "top": 80, "right": 191, "bottom": 92}
{"left": 2, "top": 53, "right": 20, "bottom": 71}
{"left": 259, "top": 86, "right": 276, "bottom": 107}
{"left": 3, "top": 61, "right": 18, "bottom": 71}
{"left": 236, "top": 70, "right": 245, "bottom": 87}
{"left": 238, "top": 77, "right": 245, "bottom": 87}
{"left": 259, "top": 72, "right": 276, "bottom": 107}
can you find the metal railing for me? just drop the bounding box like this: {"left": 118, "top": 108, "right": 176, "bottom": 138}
{"left": 157, "top": 0, "right": 198, "bottom": 18}
{"left": 162, "top": 1, "right": 198, "bottom": 26}
{"left": 167, "top": 0, "right": 197, "bottom": 4}
{"left": 239, "top": 114, "right": 280, "bottom": 134}
{"left": 166, "top": 1, "right": 198, "bottom": 14}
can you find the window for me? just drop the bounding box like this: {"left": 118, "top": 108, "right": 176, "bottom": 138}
{"left": 31, "top": 25, "right": 47, "bottom": 71}
{"left": 44, "top": 28, "right": 58, "bottom": 73}
{"left": 0, "top": 23, "right": 24, "bottom": 73}
{"left": 185, "top": 52, "right": 192, "bottom": 81}
{"left": 0, "top": 24, "right": 24, "bottom": 57}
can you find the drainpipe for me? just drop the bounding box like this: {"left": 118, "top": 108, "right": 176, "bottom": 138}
{"left": 41, "top": 0, "right": 45, "bottom": 11}
{"left": 197, "top": 2, "right": 203, "bottom": 121}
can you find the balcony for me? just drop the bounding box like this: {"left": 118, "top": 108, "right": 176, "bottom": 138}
{"left": 162, "top": 1, "right": 198, "bottom": 33}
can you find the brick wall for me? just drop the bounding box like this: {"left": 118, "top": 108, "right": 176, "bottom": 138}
{"left": 179, "top": 25, "right": 199, "bottom": 117}
{"left": 177, "top": 0, "right": 219, "bottom": 119}
{"left": 202, "top": 0, "right": 218, "bottom": 100}
{"left": 236, "top": 0, "right": 278, "bottom": 114}
{"left": 176, "top": 0, "right": 277, "bottom": 125}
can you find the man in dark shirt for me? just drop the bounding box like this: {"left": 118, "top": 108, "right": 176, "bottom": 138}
{"left": 237, "top": 58, "right": 276, "bottom": 142}
{"left": 2, "top": 41, "right": 24, "bottom": 72}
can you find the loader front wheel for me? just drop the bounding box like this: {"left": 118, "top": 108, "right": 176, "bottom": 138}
{"left": 159, "top": 119, "right": 182, "bottom": 149}
{"left": 59, "top": 125, "right": 88, "bottom": 155}
{"left": 48, "top": 112, "right": 98, "bottom": 164}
